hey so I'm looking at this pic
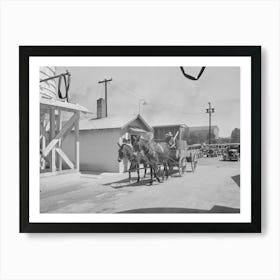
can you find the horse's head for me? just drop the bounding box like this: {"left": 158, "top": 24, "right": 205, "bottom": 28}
{"left": 117, "top": 143, "right": 124, "bottom": 162}
{"left": 117, "top": 143, "right": 134, "bottom": 162}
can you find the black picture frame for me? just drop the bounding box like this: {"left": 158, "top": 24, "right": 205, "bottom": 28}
{"left": 20, "top": 46, "right": 261, "bottom": 233}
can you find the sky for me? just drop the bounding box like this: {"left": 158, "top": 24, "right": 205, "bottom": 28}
{"left": 56, "top": 66, "right": 240, "bottom": 137}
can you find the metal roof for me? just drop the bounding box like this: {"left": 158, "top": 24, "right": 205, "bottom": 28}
{"left": 79, "top": 114, "right": 153, "bottom": 131}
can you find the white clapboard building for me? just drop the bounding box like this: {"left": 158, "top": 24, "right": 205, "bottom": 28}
{"left": 62, "top": 110, "right": 153, "bottom": 173}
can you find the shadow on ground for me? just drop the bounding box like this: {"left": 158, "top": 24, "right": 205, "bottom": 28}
{"left": 103, "top": 177, "right": 158, "bottom": 188}
{"left": 118, "top": 205, "right": 240, "bottom": 213}
{"left": 231, "top": 175, "right": 240, "bottom": 187}
{"left": 103, "top": 173, "right": 183, "bottom": 189}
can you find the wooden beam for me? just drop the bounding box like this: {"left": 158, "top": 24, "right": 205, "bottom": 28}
{"left": 51, "top": 147, "right": 56, "bottom": 172}
{"left": 50, "top": 109, "right": 56, "bottom": 139}
{"left": 55, "top": 148, "right": 74, "bottom": 169}
{"left": 61, "top": 120, "right": 76, "bottom": 141}
{"left": 57, "top": 110, "right": 63, "bottom": 171}
{"left": 74, "top": 111, "right": 80, "bottom": 170}
{"left": 40, "top": 123, "right": 48, "bottom": 139}
{"left": 41, "top": 135, "right": 46, "bottom": 169}
{"left": 42, "top": 113, "right": 76, "bottom": 157}
{"left": 50, "top": 109, "right": 56, "bottom": 172}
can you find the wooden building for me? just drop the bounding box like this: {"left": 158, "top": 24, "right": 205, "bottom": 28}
{"left": 62, "top": 114, "right": 153, "bottom": 173}
{"left": 40, "top": 67, "right": 89, "bottom": 177}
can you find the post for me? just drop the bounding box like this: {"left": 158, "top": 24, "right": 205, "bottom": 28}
{"left": 40, "top": 114, "right": 46, "bottom": 170}
{"left": 206, "top": 102, "right": 215, "bottom": 147}
{"left": 41, "top": 135, "right": 46, "bottom": 170}
{"left": 74, "top": 111, "right": 80, "bottom": 170}
{"left": 50, "top": 108, "right": 56, "bottom": 172}
{"left": 57, "top": 110, "right": 63, "bottom": 171}
{"left": 105, "top": 82, "right": 108, "bottom": 117}
{"left": 98, "top": 78, "right": 112, "bottom": 117}
{"left": 209, "top": 103, "right": 211, "bottom": 146}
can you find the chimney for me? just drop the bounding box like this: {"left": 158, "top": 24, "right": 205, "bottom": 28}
{"left": 97, "top": 98, "right": 106, "bottom": 119}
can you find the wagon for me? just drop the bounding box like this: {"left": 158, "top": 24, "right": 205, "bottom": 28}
{"left": 153, "top": 125, "right": 196, "bottom": 176}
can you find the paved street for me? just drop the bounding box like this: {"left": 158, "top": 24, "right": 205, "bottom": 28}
{"left": 40, "top": 157, "right": 240, "bottom": 213}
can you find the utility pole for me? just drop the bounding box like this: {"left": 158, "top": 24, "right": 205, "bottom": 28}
{"left": 206, "top": 102, "right": 215, "bottom": 146}
{"left": 98, "top": 78, "right": 112, "bottom": 117}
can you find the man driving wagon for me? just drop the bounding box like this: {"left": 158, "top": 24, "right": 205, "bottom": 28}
{"left": 164, "top": 132, "right": 176, "bottom": 148}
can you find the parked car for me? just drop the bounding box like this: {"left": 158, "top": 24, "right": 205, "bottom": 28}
{"left": 207, "top": 148, "right": 218, "bottom": 157}
{"left": 223, "top": 144, "right": 240, "bottom": 161}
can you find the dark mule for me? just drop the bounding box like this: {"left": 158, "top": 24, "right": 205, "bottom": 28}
{"left": 117, "top": 143, "right": 148, "bottom": 183}
{"left": 133, "top": 137, "right": 172, "bottom": 184}
{"left": 148, "top": 140, "right": 172, "bottom": 179}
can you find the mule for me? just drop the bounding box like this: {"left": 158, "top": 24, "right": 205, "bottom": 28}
{"left": 133, "top": 137, "right": 172, "bottom": 184}
{"left": 117, "top": 143, "right": 149, "bottom": 183}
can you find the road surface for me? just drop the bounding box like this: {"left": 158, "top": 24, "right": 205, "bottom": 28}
{"left": 40, "top": 157, "right": 240, "bottom": 213}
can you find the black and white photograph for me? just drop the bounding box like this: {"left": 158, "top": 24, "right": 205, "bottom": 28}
{"left": 39, "top": 65, "right": 241, "bottom": 214}
{"left": 3, "top": 1, "right": 280, "bottom": 279}
{"left": 20, "top": 46, "right": 261, "bottom": 232}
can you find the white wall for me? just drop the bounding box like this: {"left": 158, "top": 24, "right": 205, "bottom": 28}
{"left": 63, "top": 128, "right": 121, "bottom": 172}
{"left": 0, "top": 1, "right": 279, "bottom": 280}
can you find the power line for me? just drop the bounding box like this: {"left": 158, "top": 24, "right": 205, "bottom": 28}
{"left": 117, "top": 83, "right": 204, "bottom": 115}
{"left": 114, "top": 81, "right": 204, "bottom": 116}
{"left": 115, "top": 82, "right": 143, "bottom": 100}
{"left": 113, "top": 83, "right": 140, "bottom": 101}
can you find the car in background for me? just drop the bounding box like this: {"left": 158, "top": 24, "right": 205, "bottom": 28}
{"left": 222, "top": 143, "right": 240, "bottom": 161}
{"left": 207, "top": 148, "right": 218, "bottom": 157}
